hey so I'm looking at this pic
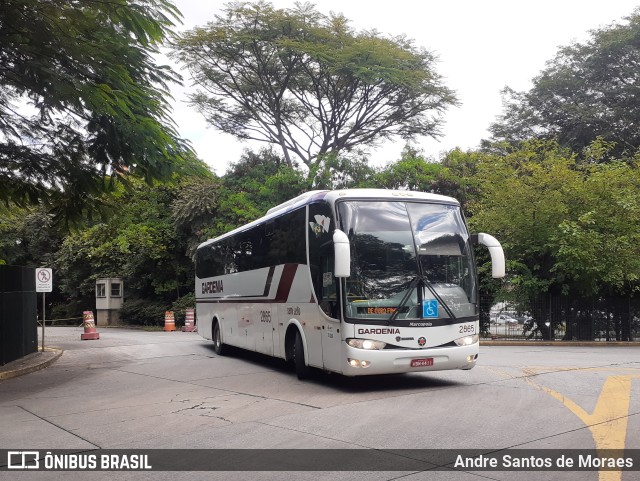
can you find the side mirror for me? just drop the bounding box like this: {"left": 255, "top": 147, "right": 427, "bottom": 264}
{"left": 333, "top": 229, "right": 351, "bottom": 278}
{"left": 473, "top": 233, "right": 505, "bottom": 278}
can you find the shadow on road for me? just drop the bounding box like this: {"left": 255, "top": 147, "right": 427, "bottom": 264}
{"left": 201, "top": 343, "right": 460, "bottom": 393}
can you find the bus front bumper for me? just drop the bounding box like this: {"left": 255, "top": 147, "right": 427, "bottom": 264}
{"left": 341, "top": 343, "right": 479, "bottom": 376}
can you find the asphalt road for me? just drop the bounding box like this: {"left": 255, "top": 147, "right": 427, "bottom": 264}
{"left": 0, "top": 326, "right": 638, "bottom": 481}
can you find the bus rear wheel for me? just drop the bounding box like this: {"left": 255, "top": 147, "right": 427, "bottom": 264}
{"left": 293, "top": 331, "right": 312, "bottom": 380}
{"left": 213, "top": 321, "right": 226, "bottom": 356}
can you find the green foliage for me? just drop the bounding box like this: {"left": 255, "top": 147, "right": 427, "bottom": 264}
{"left": 206, "top": 148, "right": 308, "bottom": 236}
{"left": 226, "top": 148, "right": 308, "bottom": 208}
{"left": 3, "top": 132, "right": 639, "bottom": 332}
{"left": 470, "top": 140, "right": 640, "bottom": 300}
{"left": 53, "top": 180, "right": 195, "bottom": 312}
{"left": 55, "top": 225, "right": 117, "bottom": 305}
{"left": 366, "top": 147, "right": 482, "bottom": 212}
{"left": 0, "top": 0, "right": 196, "bottom": 224}
{"left": 552, "top": 161, "right": 640, "bottom": 295}
{"left": 4, "top": 0, "right": 639, "bottom": 332}
{"left": 437, "top": 149, "right": 483, "bottom": 209}
{"left": 172, "top": 177, "right": 220, "bottom": 233}
{"left": 310, "top": 151, "right": 376, "bottom": 189}
{"left": 119, "top": 298, "right": 169, "bottom": 326}
{"left": 7, "top": 147, "right": 315, "bottom": 322}
{"left": 171, "top": 175, "right": 222, "bottom": 255}
{"left": 372, "top": 147, "right": 442, "bottom": 191}
{"left": 212, "top": 191, "right": 264, "bottom": 237}
{"left": 0, "top": 206, "right": 63, "bottom": 271}
{"left": 171, "top": 293, "right": 196, "bottom": 326}
{"left": 172, "top": 1, "right": 457, "bottom": 167}
{"left": 489, "top": 8, "right": 640, "bottom": 159}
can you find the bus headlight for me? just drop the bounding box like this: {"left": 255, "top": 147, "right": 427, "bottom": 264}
{"left": 454, "top": 334, "right": 479, "bottom": 346}
{"left": 347, "top": 338, "right": 387, "bottom": 350}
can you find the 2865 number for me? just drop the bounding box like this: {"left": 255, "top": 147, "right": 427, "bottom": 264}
{"left": 459, "top": 323, "right": 476, "bottom": 334}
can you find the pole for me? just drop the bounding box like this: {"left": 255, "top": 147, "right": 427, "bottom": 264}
{"left": 41, "top": 292, "right": 45, "bottom": 352}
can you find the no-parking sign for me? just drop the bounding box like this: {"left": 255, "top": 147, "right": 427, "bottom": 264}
{"left": 35, "top": 268, "right": 52, "bottom": 293}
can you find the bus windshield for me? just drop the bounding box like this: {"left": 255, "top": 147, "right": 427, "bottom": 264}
{"left": 337, "top": 200, "right": 478, "bottom": 323}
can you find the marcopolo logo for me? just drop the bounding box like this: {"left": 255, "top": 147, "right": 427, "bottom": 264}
{"left": 395, "top": 336, "right": 415, "bottom": 342}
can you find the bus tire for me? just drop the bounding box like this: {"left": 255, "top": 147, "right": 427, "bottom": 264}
{"left": 213, "top": 321, "right": 226, "bottom": 356}
{"left": 293, "top": 330, "right": 312, "bottom": 380}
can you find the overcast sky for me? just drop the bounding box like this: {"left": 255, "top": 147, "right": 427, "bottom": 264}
{"left": 165, "top": 1, "right": 640, "bottom": 174}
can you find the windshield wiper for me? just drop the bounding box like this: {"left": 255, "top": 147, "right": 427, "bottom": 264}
{"left": 388, "top": 275, "right": 457, "bottom": 324}
{"left": 421, "top": 275, "right": 457, "bottom": 322}
{"left": 388, "top": 276, "right": 420, "bottom": 324}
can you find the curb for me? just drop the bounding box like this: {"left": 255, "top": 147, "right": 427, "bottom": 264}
{"left": 0, "top": 348, "right": 64, "bottom": 381}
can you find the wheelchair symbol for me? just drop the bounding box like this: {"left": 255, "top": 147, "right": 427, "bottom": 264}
{"left": 423, "top": 300, "right": 438, "bottom": 318}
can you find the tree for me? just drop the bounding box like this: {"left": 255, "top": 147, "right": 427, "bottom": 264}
{"left": 310, "top": 150, "right": 375, "bottom": 190}
{"left": 54, "top": 180, "right": 196, "bottom": 323}
{"left": 470, "top": 140, "right": 640, "bottom": 339}
{"left": 211, "top": 147, "right": 308, "bottom": 235}
{"left": 551, "top": 160, "right": 640, "bottom": 297}
{"left": 368, "top": 147, "right": 482, "bottom": 210}
{"left": 0, "top": 206, "right": 62, "bottom": 267}
{"left": 372, "top": 146, "right": 442, "bottom": 191}
{"left": 0, "top": 0, "right": 197, "bottom": 222}
{"left": 488, "top": 9, "right": 640, "bottom": 159}
{"left": 436, "top": 148, "right": 483, "bottom": 209}
{"left": 171, "top": 175, "right": 222, "bottom": 255}
{"left": 470, "top": 142, "right": 580, "bottom": 296}
{"left": 172, "top": 1, "right": 457, "bottom": 168}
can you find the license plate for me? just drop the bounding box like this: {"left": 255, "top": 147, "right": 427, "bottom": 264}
{"left": 411, "top": 358, "right": 434, "bottom": 367}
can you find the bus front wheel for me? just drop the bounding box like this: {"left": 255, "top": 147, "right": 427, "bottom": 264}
{"left": 213, "top": 321, "right": 226, "bottom": 356}
{"left": 293, "top": 331, "right": 311, "bottom": 380}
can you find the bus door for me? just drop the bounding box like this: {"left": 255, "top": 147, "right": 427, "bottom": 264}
{"left": 319, "top": 249, "right": 342, "bottom": 372}
{"left": 308, "top": 202, "right": 342, "bottom": 372}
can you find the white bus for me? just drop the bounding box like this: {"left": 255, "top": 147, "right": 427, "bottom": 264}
{"left": 195, "top": 189, "right": 505, "bottom": 378}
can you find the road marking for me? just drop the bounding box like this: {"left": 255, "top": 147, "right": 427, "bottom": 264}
{"left": 524, "top": 369, "right": 640, "bottom": 481}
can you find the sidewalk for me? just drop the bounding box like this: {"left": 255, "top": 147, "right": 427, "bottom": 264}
{"left": 481, "top": 339, "right": 639, "bottom": 347}
{"left": 0, "top": 347, "right": 63, "bottom": 381}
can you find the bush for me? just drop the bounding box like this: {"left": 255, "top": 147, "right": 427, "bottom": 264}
{"left": 119, "top": 297, "right": 169, "bottom": 326}
{"left": 171, "top": 293, "right": 195, "bottom": 326}
{"left": 50, "top": 301, "right": 86, "bottom": 326}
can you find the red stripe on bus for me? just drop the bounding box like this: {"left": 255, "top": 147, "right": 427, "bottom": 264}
{"left": 275, "top": 264, "right": 298, "bottom": 302}
{"left": 263, "top": 266, "right": 275, "bottom": 297}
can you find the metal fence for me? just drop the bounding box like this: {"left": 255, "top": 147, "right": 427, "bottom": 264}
{"left": 481, "top": 295, "right": 640, "bottom": 342}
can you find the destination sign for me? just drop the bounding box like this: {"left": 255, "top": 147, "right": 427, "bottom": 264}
{"left": 356, "top": 306, "right": 409, "bottom": 315}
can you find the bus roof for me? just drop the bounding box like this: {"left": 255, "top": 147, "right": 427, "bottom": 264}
{"left": 198, "top": 189, "right": 459, "bottom": 249}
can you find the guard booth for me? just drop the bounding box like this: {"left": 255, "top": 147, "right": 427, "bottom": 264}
{"left": 95, "top": 278, "right": 123, "bottom": 326}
